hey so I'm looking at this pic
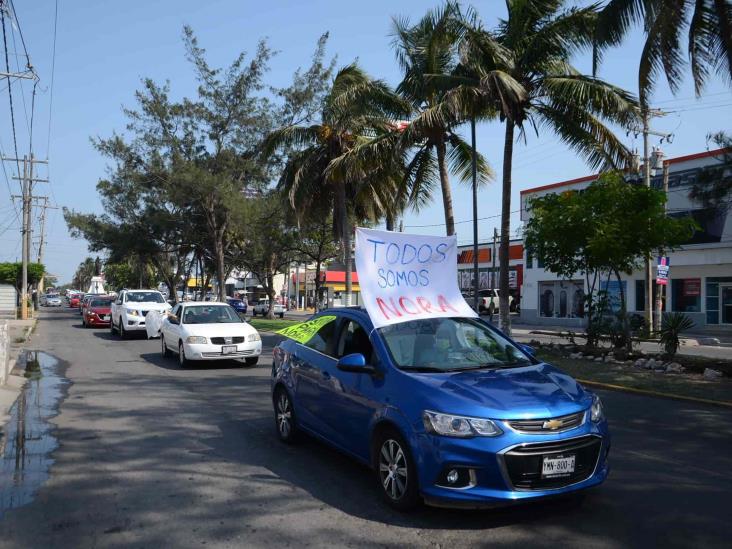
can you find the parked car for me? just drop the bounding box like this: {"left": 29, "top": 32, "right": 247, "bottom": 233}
{"left": 252, "top": 298, "right": 284, "bottom": 318}
{"left": 160, "top": 302, "right": 262, "bottom": 367}
{"left": 82, "top": 296, "right": 115, "bottom": 328}
{"left": 271, "top": 309, "right": 609, "bottom": 510}
{"left": 110, "top": 289, "right": 171, "bottom": 339}
{"left": 476, "top": 289, "right": 514, "bottom": 315}
{"left": 226, "top": 297, "right": 248, "bottom": 314}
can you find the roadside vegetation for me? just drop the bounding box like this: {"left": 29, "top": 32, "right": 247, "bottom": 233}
{"left": 62, "top": 1, "right": 730, "bottom": 323}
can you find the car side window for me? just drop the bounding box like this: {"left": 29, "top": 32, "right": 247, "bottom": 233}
{"left": 304, "top": 317, "right": 338, "bottom": 356}
{"left": 171, "top": 305, "right": 181, "bottom": 318}
{"left": 337, "top": 320, "right": 374, "bottom": 364}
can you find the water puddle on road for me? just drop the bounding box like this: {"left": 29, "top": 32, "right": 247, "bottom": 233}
{"left": 0, "top": 351, "right": 70, "bottom": 516}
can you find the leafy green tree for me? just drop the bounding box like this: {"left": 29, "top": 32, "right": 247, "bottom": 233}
{"left": 690, "top": 132, "right": 732, "bottom": 214}
{"left": 460, "top": 1, "right": 639, "bottom": 334}
{"left": 231, "top": 194, "right": 295, "bottom": 318}
{"left": 103, "top": 262, "right": 139, "bottom": 291}
{"left": 524, "top": 171, "right": 696, "bottom": 349}
{"left": 0, "top": 262, "right": 45, "bottom": 297}
{"left": 72, "top": 258, "right": 97, "bottom": 292}
{"left": 391, "top": 2, "right": 493, "bottom": 236}
{"left": 289, "top": 209, "right": 341, "bottom": 311}
{"left": 595, "top": 0, "right": 732, "bottom": 100}
{"left": 263, "top": 64, "right": 405, "bottom": 305}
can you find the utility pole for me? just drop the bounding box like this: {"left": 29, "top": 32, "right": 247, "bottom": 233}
{"left": 6, "top": 153, "right": 49, "bottom": 319}
{"left": 639, "top": 107, "right": 670, "bottom": 334}
{"left": 491, "top": 228, "right": 497, "bottom": 289}
{"left": 33, "top": 196, "right": 58, "bottom": 294}
{"left": 470, "top": 117, "right": 479, "bottom": 313}
{"left": 654, "top": 161, "right": 670, "bottom": 333}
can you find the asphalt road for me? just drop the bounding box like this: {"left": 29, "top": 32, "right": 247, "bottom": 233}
{"left": 0, "top": 308, "right": 730, "bottom": 548}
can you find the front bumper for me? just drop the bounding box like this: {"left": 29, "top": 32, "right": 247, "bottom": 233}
{"left": 86, "top": 314, "right": 111, "bottom": 326}
{"left": 183, "top": 340, "right": 262, "bottom": 361}
{"left": 415, "top": 420, "right": 610, "bottom": 508}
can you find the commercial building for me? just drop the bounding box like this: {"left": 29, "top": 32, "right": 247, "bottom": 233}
{"left": 520, "top": 147, "right": 732, "bottom": 332}
{"left": 456, "top": 240, "right": 524, "bottom": 303}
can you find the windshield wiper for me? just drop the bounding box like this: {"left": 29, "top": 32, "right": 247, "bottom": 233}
{"left": 400, "top": 366, "right": 447, "bottom": 373}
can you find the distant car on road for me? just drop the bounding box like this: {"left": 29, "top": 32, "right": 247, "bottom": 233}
{"left": 252, "top": 298, "right": 284, "bottom": 318}
{"left": 226, "top": 297, "right": 248, "bottom": 314}
{"left": 160, "top": 302, "right": 262, "bottom": 367}
{"left": 110, "top": 289, "right": 171, "bottom": 339}
{"left": 68, "top": 293, "right": 83, "bottom": 308}
{"left": 41, "top": 293, "right": 62, "bottom": 307}
{"left": 82, "top": 296, "right": 115, "bottom": 328}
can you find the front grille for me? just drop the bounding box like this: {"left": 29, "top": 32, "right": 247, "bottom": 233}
{"left": 201, "top": 349, "right": 254, "bottom": 358}
{"left": 507, "top": 411, "right": 585, "bottom": 434}
{"left": 502, "top": 435, "right": 602, "bottom": 490}
{"left": 210, "top": 337, "right": 245, "bottom": 344}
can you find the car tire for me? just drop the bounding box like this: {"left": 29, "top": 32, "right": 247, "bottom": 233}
{"left": 488, "top": 304, "right": 495, "bottom": 316}
{"left": 120, "top": 322, "right": 127, "bottom": 340}
{"left": 245, "top": 357, "right": 259, "bottom": 367}
{"left": 110, "top": 317, "right": 117, "bottom": 335}
{"left": 279, "top": 313, "right": 284, "bottom": 319}
{"left": 372, "top": 428, "right": 421, "bottom": 511}
{"left": 273, "top": 387, "right": 298, "bottom": 443}
{"left": 161, "top": 335, "right": 171, "bottom": 358}
{"left": 178, "top": 342, "right": 189, "bottom": 368}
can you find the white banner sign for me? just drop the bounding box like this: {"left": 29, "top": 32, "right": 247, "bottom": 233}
{"left": 355, "top": 227, "right": 477, "bottom": 329}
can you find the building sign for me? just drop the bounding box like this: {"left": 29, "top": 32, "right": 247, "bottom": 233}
{"left": 355, "top": 228, "right": 476, "bottom": 329}
{"left": 682, "top": 278, "right": 701, "bottom": 296}
{"left": 656, "top": 256, "right": 670, "bottom": 285}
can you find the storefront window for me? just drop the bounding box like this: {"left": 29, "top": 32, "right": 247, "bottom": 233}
{"left": 540, "top": 287, "right": 554, "bottom": 317}
{"left": 671, "top": 278, "right": 701, "bottom": 312}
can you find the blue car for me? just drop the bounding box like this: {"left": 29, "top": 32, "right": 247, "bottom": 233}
{"left": 226, "top": 297, "right": 248, "bottom": 314}
{"left": 271, "top": 308, "right": 609, "bottom": 510}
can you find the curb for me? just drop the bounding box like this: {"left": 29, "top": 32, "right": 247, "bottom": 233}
{"left": 578, "top": 379, "right": 732, "bottom": 409}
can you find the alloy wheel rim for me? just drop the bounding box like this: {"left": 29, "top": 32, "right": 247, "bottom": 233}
{"left": 276, "top": 393, "right": 291, "bottom": 437}
{"left": 379, "top": 439, "right": 408, "bottom": 500}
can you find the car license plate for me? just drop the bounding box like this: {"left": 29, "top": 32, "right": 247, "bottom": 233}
{"left": 99, "top": 315, "right": 107, "bottom": 321}
{"left": 541, "top": 455, "right": 575, "bottom": 478}
{"left": 222, "top": 345, "right": 237, "bottom": 354}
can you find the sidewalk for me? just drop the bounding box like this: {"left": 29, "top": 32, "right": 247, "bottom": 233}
{"left": 0, "top": 318, "right": 35, "bottom": 428}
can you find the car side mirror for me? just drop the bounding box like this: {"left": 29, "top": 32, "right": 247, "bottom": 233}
{"left": 336, "top": 353, "right": 375, "bottom": 374}
{"left": 517, "top": 343, "right": 536, "bottom": 357}
{"left": 168, "top": 315, "right": 179, "bottom": 325}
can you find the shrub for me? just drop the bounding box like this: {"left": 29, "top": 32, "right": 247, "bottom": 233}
{"left": 659, "top": 313, "right": 695, "bottom": 356}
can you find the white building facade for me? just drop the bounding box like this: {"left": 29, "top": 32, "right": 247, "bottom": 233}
{"left": 520, "top": 148, "right": 732, "bottom": 333}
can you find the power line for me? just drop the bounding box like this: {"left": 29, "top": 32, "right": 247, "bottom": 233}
{"left": 1, "top": 5, "right": 22, "bottom": 180}
{"left": 404, "top": 208, "right": 523, "bottom": 229}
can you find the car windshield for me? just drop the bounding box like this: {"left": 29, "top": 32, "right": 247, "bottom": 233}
{"left": 90, "top": 299, "right": 113, "bottom": 307}
{"left": 228, "top": 299, "right": 242, "bottom": 305}
{"left": 182, "top": 305, "right": 242, "bottom": 324}
{"left": 126, "top": 292, "right": 165, "bottom": 303}
{"left": 377, "top": 317, "right": 533, "bottom": 372}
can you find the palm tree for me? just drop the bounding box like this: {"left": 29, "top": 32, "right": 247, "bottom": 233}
{"left": 263, "top": 64, "right": 406, "bottom": 305}
{"left": 461, "top": 1, "right": 639, "bottom": 333}
{"left": 595, "top": 0, "right": 732, "bottom": 101}
{"left": 392, "top": 2, "right": 494, "bottom": 236}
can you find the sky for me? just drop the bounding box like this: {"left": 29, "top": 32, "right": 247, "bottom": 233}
{"left": 0, "top": 0, "right": 730, "bottom": 284}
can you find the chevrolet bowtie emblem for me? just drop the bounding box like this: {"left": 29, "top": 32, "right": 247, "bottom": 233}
{"left": 543, "top": 419, "right": 564, "bottom": 430}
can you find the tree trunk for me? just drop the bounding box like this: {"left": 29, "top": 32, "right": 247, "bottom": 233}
{"left": 314, "top": 261, "right": 322, "bottom": 312}
{"left": 499, "top": 120, "right": 515, "bottom": 335}
{"left": 614, "top": 269, "right": 632, "bottom": 353}
{"left": 214, "top": 234, "right": 226, "bottom": 302}
{"left": 435, "top": 140, "right": 455, "bottom": 236}
{"left": 336, "top": 180, "right": 352, "bottom": 306}
{"left": 385, "top": 212, "right": 395, "bottom": 232}
{"left": 266, "top": 268, "right": 275, "bottom": 319}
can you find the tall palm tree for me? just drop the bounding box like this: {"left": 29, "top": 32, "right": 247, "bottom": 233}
{"left": 461, "top": 1, "right": 639, "bottom": 333}
{"left": 595, "top": 0, "right": 732, "bottom": 101}
{"left": 263, "top": 64, "right": 405, "bottom": 305}
{"left": 392, "top": 2, "right": 494, "bottom": 236}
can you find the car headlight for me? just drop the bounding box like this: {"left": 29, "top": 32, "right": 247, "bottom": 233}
{"left": 185, "top": 336, "right": 207, "bottom": 344}
{"left": 247, "top": 333, "right": 261, "bottom": 342}
{"left": 127, "top": 309, "right": 140, "bottom": 317}
{"left": 423, "top": 410, "right": 502, "bottom": 438}
{"left": 590, "top": 394, "right": 604, "bottom": 423}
